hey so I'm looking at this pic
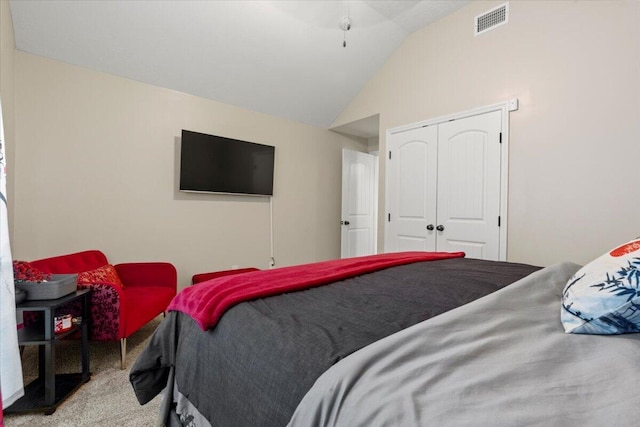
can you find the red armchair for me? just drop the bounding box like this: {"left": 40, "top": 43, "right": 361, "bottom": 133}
{"left": 30, "top": 250, "right": 177, "bottom": 369}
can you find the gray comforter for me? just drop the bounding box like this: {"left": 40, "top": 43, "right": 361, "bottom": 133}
{"left": 288, "top": 262, "right": 640, "bottom": 426}
{"left": 130, "top": 258, "right": 539, "bottom": 426}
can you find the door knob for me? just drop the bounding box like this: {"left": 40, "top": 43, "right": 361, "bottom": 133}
{"left": 341, "top": 220, "right": 350, "bottom": 225}
{"left": 426, "top": 224, "right": 434, "bottom": 231}
{"left": 436, "top": 225, "right": 445, "bottom": 231}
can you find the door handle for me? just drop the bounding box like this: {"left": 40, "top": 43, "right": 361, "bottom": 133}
{"left": 436, "top": 225, "right": 445, "bottom": 231}
{"left": 341, "top": 220, "right": 350, "bottom": 225}
{"left": 426, "top": 224, "right": 434, "bottom": 231}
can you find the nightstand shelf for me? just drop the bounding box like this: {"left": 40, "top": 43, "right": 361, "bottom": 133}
{"left": 18, "top": 323, "right": 82, "bottom": 345}
{"left": 5, "top": 289, "right": 92, "bottom": 415}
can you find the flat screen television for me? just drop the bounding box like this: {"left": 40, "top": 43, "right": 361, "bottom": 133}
{"left": 179, "top": 130, "right": 275, "bottom": 196}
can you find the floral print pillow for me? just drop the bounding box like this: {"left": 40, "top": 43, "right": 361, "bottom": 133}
{"left": 561, "top": 238, "right": 640, "bottom": 334}
{"left": 77, "top": 264, "right": 125, "bottom": 289}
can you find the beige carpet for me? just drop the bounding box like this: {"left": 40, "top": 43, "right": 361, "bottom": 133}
{"left": 4, "top": 317, "right": 163, "bottom": 426}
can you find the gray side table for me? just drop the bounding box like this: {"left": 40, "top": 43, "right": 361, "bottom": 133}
{"left": 6, "top": 288, "right": 91, "bottom": 415}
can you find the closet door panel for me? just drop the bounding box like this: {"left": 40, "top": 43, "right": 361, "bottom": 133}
{"left": 436, "top": 111, "right": 502, "bottom": 259}
{"left": 386, "top": 126, "right": 438, "bottom": 252}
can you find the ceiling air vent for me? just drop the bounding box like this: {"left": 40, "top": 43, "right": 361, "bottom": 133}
{"left": 475, "top": 3, "right": 509, "bottom": 36}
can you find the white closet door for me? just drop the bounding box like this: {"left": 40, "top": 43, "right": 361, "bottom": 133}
{"left": 386, "top": 126, "right": 438, "bottom": 252}
{"left": 436, "top": 110, "right": 502, "bottom": 259}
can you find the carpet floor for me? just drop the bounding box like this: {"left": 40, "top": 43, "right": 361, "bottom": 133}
{"left": 4, "top": 316, "right": 162, "bottom": 426}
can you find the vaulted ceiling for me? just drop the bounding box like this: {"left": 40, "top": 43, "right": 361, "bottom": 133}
{"left": 9, "top": 0, "right": 469, "bottom": 128}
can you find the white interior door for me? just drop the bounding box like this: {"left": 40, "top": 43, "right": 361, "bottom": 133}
{"left": 386, "top": 126, "right": 438, "bottom": 252}
{"left": 436, "top": 111, "right": 502, "bottom": 259}
{"left": 341, "top": 149, "right": 377, "bottom": 258}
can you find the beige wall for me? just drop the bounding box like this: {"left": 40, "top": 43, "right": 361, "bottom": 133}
{"left": 1, "top": 0, "right": 15, "bottom": 236}
{"left": 12, "top": 52, "right": 366, "bottom": 287}
{"left": 333, "top": 0, "right": 640, "bottom": 267}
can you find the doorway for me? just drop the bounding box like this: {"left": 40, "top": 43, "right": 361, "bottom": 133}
{"left": 341, "top": 149, "right": 378, "bottom": 258}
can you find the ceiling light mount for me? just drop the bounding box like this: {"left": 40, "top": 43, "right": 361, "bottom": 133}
{"left": 339, "top": 16, "right": 352, "bottom": 32}
{"left": 339, "top": 0, "right": 352, "bottom": 48}
{"left": 340, "top": 16, "right": 352, "bottom": 47}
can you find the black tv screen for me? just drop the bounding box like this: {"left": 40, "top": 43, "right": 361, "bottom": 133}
{"left": 179, "top": 130, "right": 275, "bottom": 196}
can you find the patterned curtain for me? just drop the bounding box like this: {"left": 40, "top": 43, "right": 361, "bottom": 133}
{"left": 0, "top": 96, "right": 24, "bottom": 415}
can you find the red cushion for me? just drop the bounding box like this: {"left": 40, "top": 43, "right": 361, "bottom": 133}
{"left": 192, "top": 267, "right": 260, "bottom": 284}
{"left": 78, "top": 264, "right": 125, "bottom": 288}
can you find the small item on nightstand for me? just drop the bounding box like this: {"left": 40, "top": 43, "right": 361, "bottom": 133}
{"left": 55, "top": 314, "right": 73, "bottom": 333}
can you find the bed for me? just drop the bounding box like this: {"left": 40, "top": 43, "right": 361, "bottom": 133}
{"left": 129, "top": 247, "right": 640, "bottom": 426}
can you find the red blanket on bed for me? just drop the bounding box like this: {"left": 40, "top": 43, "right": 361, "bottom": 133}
{"left": 168, "top": 251, "right": 465, "bottom": 330}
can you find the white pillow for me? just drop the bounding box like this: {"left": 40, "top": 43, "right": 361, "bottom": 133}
{"left": 561, "top": 238, "right": 640, "bottom": 334}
